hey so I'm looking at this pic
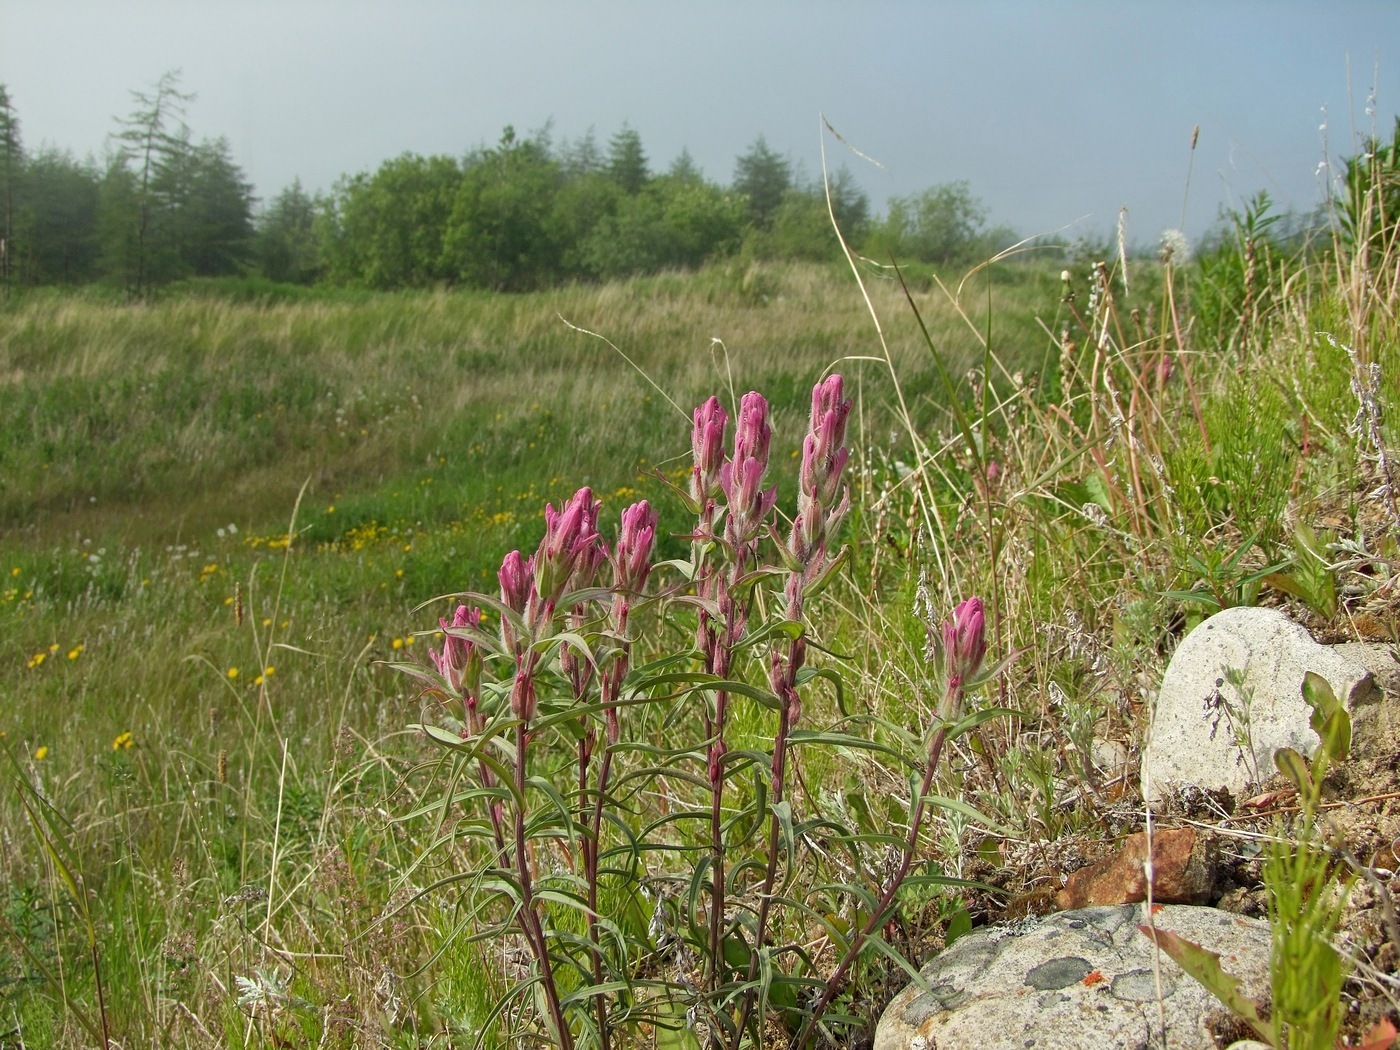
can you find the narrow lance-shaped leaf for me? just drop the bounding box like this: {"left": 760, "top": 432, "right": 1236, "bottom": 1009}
{"left": 1138, "top": 925, "right": 1275, "bottom": 1045}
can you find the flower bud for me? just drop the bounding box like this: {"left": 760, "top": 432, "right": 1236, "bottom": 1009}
{"left": 941, "top": 597, "right": 987, "bottom": 690}
{"left": 792, "top": 375, "right": 853, "bottom": 567}
{"left": 707, "top": 738, "right": 726, "bottom": 785}
{"left": 720, "top": 392, "right": 777, "bottom": 547}
{"left": 732, "top": 391, "right": 772, "bottom": 474}
{"left": 510, "top": 670, "right": 536, "bottom": 722}
{"left": 806, "top": 376, "right": 852, "bottom": 504}
{"left": 691, "top": 396, "right": 728, "bottom": 503}
{"left": 432, "top": 604, "right": 483, "bottom": 695}
{"left": 612, "top": 500, "right": 657, "bottom": 594}
{"left": 535, "top": 487, "right": 601, "bottom": 605}
{"left": 722, "top": 461, "right": 778, "bottom": 549}
{"left": 566, "top": 491, "right": 606, "bottom": 595}
{"left": 499, "top": 550, "right": 533, "bottom": 615}
{"left": 499, "top": 550, "right": 533, "bottom": 651}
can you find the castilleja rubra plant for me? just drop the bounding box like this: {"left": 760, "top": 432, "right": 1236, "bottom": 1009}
{"left": 396, "top": 374, "right": 1003, "bottom": 1050}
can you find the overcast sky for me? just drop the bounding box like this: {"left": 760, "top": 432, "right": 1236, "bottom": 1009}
{"left": 3, "top": 1, "right": 1397, "bottom": 247}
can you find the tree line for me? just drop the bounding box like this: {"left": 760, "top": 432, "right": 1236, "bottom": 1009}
{"left": 0, "top": 73, "right": 1012, "bottom": 296}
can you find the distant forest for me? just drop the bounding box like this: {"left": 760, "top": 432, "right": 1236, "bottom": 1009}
{"left": 0, "top": 73, "right": 1019, "bottom": 296}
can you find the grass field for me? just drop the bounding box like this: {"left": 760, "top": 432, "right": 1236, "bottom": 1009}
{"left": 2, "top": 232, "right": 1397, "bottom": 1048}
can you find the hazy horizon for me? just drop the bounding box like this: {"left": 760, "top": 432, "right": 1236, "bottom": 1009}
{"left": 4, "top": 1, "right": 1398, "bottom": 249}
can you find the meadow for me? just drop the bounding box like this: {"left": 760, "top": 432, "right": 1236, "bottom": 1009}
{"left": 2, "top": 219, "right": 1397, "bottom": 1049}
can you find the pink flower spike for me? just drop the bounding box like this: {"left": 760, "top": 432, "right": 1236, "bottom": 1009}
{"left": 612, "top": 501, "right": 658, "bottom": 594}
{"left": 942, "top": 597, "right": 988, "bottom": 688}
{"left": 691, "top": 396, "right": 728, "bottom": 502}
{"left": 810, "top": 375, "right": 851, "bottom": 447}
{"left": 732, "top": 391, "right": 772, "bottom": 473}
{"left": 433, "top": 605, "right": 485, "bottom": 721}
{"left": 433, "top": 604, "right": 482, "bottom": 689}
{"left": 803, "top": 376, "right": 852, "bottom": 504}
{"left": 499, "top": 550, "right": 532, "bottom": 615}
{"left": 565, "top": 490, "right": 606, "bottom": 593}
{"left": 721, "top": 456, "right": 777, "bottom": 545}
{"left": 536, "top": 487, "right": 601, "bottom": 603}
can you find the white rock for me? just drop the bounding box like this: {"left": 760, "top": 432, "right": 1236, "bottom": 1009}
{"left": 873, "top": 904, "right": 1271, "bottom": 1050}
{"left": 1141, "top": 607, "right": 1372, "bottom": 805}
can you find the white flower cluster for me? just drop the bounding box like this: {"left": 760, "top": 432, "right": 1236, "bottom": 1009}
{"left": 1159, "top": 228, "right": 1192, "bottom": 266}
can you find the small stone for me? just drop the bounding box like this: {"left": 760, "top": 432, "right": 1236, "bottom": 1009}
{"left": 1056, "top": 827, "right": 1216, "bottom": 910}
{"left": 1090, "top": 735, "right": 1129, "bottom": 780}
{"left": 1142, "top": 607, "right": 1372, "bottom": 805}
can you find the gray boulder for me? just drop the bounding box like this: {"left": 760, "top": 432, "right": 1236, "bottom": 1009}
{"left": 873, "top": 904, "right": 1271, "bottom": 1050}
{"left": 1141, "top": 607, "right": 1372, "bottom": 805}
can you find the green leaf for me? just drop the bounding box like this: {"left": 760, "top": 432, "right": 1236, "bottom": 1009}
{"left": 945, "top": 906, "right": 973, "bottom": 947}
{"left": 1262, "top": 571, "right": 1312, "bottom": 604}
{"left": 418, "top": 721, "right": 475, "bottom": 749}
{"left": 774, "top": 800, "right": 796, "bottom": 889}
{"left": 18, "top": 791, "right": 87, "bottom": 913}
{"left": 1138, "top": 924, "right": 1275, "bottom": 1044}
{"left": 1162, "top": 588, "right": 1225, "bottom": 611}
{"left": 1083, "top": 471, "right": 1115, "bottom": 513}
{"left": 733, "top": 615, "right": 805, "bottom": 652}
{"left": 923, "top": 794, "right": 1013, "bottom": 836}
{"left": 787, "top": 729, "right": 912, "bottom": 767}
{"left": 802, "top": 543, "right": 852, "bottom": 600}
{"left": 723, "top": 931, "right": 752, "bottom": 972}
{"left": 945, "top": 706, "right": 1023, "bottom": 740}
{"left": 653, "top": 1001, "right": 703, "bottom": 1049}
{"left": 1274, "top": 747, "right": 1311, "bottom": 794}
{"left": 1223, "top": 530, "right": 1262, "bottom": 574}
{"left": 795, "top": 665, "right": 848, "bottom": 715}
{"left": 1302, "top": 672, "right": 1350, "bottom": 762}
{"left": 1316, "top": 707, "right": 1351, "bottom": 765}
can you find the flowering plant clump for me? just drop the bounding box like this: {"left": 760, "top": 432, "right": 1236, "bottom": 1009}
{"left": 395, "top": 374, "right": 1004, "bottom": 1049}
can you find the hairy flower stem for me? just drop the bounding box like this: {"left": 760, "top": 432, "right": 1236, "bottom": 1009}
{"left": 706, "top": 587, "right": 741, "bottom": 1011}
{"left": 731, "top": 634, "right": 802, "bottom": 1045}
{"left": 483, "top": 776, "right": 508, "bottom": 869}
{"left": 576, "top": 698, "right": 612, "bottom": 1050}
{"left": 791, "top": 712, "right": 956, "bottom": 1050}
{"left": 513, "top": 721, "right": 574, "bottom": 1050}
{"left": 692, "top": 494, "right": 726, "bottom": 1003}
{"left": 584, "top": 620, "right": 631, "bottom": 1050}
{"left": 587, "top": 738, "right": 616, "bottom": 1050}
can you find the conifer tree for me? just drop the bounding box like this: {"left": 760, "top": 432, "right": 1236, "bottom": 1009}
{"left": 0, "top": 84, "right": 21, "bottom": 295}
{"left": 109, "top": 70, "right": 193, "bottom": 296}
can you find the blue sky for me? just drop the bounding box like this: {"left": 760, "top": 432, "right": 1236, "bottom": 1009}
{"left": 3, "top": 1, "right": 1397, "bottom": 247}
